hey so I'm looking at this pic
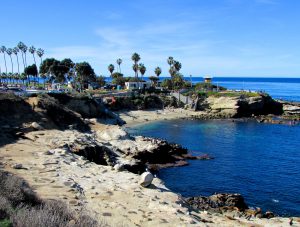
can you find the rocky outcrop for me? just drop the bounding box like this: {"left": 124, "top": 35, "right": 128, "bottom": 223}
{"left": 186, "top": 193, "right": 278, "bottom": 219}
{"left": 45, "top": 126, "right": 190, "bottom": 174}
{"left": 186, "top": 193, "right": 248, "bottom": 212}
{"left": 47, "top": 93, "right": 105, "bottom": 118}
{"left": 196, "top": 94, "right": 283, "bottom": 118}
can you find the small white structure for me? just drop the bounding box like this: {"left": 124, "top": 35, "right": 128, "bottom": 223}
{"left": 204, "top": 76, "right": 212, "bottom": 83}
{"left": 125, "top": 81, "right": 151, "bottom": 90}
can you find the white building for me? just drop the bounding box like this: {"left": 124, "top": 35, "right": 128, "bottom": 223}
{"left": 125, "top": 81, "right": 151, "bottom": 90}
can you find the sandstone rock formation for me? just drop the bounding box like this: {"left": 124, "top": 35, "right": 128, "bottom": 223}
{"left": 196, "top": 94, "right": 283, "bottom": 118}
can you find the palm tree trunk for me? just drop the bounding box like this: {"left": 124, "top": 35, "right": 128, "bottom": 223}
{"left": 9, "top": 56, "right": 14, "bottom": 74}
{"left": 3, "top": 53, "right": 8, "bottom": 74}
{"left": 16, "top": 55, "right": 20, "bottom": 74}
{"left": 20, "top": 52, "right": 27, "bottom": 85}
{"left": 20, "top": 52, "right": 25, "bottom": 70}
{"left": 32, "top": 54, "right": 37, "bottom": 86}
{"left": 32, "top": 54, "right": 36, "bottom": 66}
{"left": 24, "top": 52, "right": 27, "bottom": 67}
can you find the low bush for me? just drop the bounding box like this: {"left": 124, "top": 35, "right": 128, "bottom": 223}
{"left": 0, "top": 171, "right": 103, "bottom": 227}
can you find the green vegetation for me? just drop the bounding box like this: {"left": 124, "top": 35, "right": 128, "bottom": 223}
{"left": 197, "top": 91, "right": 262, "bottom": 98}
{"left": 106, "top": 94, "right": 182, "bottom": 110}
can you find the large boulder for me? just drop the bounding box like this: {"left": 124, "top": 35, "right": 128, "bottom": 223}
{"left": 139, "top": 172, "right": 154, "bottom": 187}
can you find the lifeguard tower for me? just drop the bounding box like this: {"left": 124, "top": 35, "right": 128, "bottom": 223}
{"left": 204, "top": 76, "right": 212, "bottom": 83}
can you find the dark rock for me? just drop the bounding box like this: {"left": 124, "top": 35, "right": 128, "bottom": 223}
{"left": 263, "top": 211, "right": 275, "bottom": 219}
{"left": 186, "top": 193, "right": 248, "bottom": 212}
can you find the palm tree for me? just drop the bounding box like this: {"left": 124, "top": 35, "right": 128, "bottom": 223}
{"left": 169, "top": 66, "right": 176, "bottom": 77}
{"left": 23, "top": 44, "right": 28, "bottom": 67}
{"left": 29, "top": 46, "right": 37, "bottom": 65}
{"left": 167, "top": 56, "right": 174, "bottom": 68}
{"left": 0, "top": 46, "right": 8, "bottom": 74}
{"left": 17, "top": 42, "right": 26, "bottom": 70}
{"left": 6, "top": 48, "right": 14, "bottom": 74}
{"left": 13, "top": 47, "right": 20, "bottom": 74}
{"left": 131, "top": 53, "right": 140, "bottom": 79}
{"left": 138, "top": 63, "right": 146, "bottom": 81}
{"left": 36, "top": 48, "right": 44, "bottom": 65}
{"left": 174, "top": 61, "right": 182, "bottom": 72}
{"left": 154, "top": 67, "right": 162, "bottom": 77}
{"left": 108, "top": 64, "right": 115, "bottom": 77}
{"left": 132, "top": 64, "right": 139, "bottom": 78}
{"left": 116, "top": 58, "right": 122, "bottom": 73}
{"left": 29, "top": 46, "right": 38, "bottom": 85}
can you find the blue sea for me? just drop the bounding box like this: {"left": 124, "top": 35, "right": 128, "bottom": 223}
{"left": 129, "top": 120, "right": 300, "bottom": 216}
{"left": 127, "top": 78, "right": 300, "bottom": 216}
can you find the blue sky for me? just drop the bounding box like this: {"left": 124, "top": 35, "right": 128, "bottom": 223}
{"left": 0, "top": 0, "right": 299, "bottom": 77}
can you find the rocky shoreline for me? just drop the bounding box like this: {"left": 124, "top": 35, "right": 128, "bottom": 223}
{"left": 1, "top": 93, "right": 300, "bottom": 226}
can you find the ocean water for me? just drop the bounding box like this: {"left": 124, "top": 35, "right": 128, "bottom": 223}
{"left": 128, "top": 119, "right": 300, "bottom": 216}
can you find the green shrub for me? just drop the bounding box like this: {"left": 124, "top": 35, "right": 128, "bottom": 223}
{"left": 0, "top": 218, "right": 12, "bottom": 227}
{"left": 0, "top": 171, "right": 103, "bottom": 227}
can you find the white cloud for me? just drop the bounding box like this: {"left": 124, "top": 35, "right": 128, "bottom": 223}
{"left": 37, "top": 14, "right": 298, "bottom": 77}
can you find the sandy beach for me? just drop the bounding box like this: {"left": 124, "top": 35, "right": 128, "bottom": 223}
{"left": 118, "top": 108, "right": 207, "bottom": 127}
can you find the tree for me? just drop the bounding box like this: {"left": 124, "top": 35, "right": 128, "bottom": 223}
{"left": 154, "top": 67, "right": 162, "bottom": 77}
{"left": 61, "top": 58, "right": 75, "bottom": 81}
{"left": 36, "top": 48, "right": 44, "bottom": 65}
{"left": 167, "top": 56, "right": 174, "bottom": 67}
{"left": 24, "top": 64, "right": 38, "bottom": 79}
{"left": 138, "top": 63, "right": 146, "bottom": 80}
{"left": 161, "top": 78, "right": 173, "bottom": 90}
{"left": 6, "top": 48, "right": 14, "bottom": 74}
{"left": 149, "top": 76, "right": 159, "bottom": 86}
{"left": 0, "top": 46, "right": 8, "bottom": 74}
{"left": 131, "top": 53, "right": 140, "bottom": 79}
{"left": 172, "top": 73, "right": 184, "bottom": 89}
{"left": 23, "top": 45, "right": 28, "bottom": 67}
{"left": 111, "top": 72, "right": 123, "bottom": 79}
{"left": 13, "top": 47, "right": 20, "bottom": 74}
{"left": 116, "top": 58, "right": 122, "bottom": 73}
{"left": 112, "top": 76, "right": 127, "bottom": 87}
{"left": 49, "top": 64, "right": 69, "bottom": 83}
{"left": 174, "top": 61, "right": 182, "bottom": 71}
{"left": 61, "top": 58, "right": 74, "bottom": 69}
{"left": 96, "top": 75, "right": 106, "bottom": 87}
{"left": 20, "top": 73, "right": 27, "bottom": 84}
{"left": 39, "top": 58, "right": 68, "bottom": 84}
{"left": 17, "top": 42, "right": 26, "bottom": 71}
{"left": 40, "top": 58, "right": 59, "bottom": 86}
{"left": 75, "top": 62, "right": 96, "bottom": 89}
{"left": 29, "top": 46, "right": 37, "bottom": 66}
{"left": 40, "top": 58, "right": 60, "bottom": 75}
{"left": 29, "top": 46, "right": 39, "bottom": 84}
{"left": 108, "top": 64, "right": 115, "bottom": 77}
{"left": 169, "top": 66, "right": 177, "bottom": 77}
